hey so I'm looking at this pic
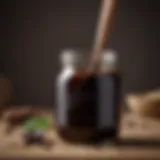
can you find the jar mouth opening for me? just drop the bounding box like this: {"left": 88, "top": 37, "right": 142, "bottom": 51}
{"left": 60, "top": 49, "right": 89, "bottom": 70}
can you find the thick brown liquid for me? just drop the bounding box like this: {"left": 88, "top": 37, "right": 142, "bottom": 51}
{"left": 57, "top": 71, "right": 121, "bottom": 144}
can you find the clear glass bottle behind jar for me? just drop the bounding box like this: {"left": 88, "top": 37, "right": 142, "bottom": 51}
{"left": 95, "top": 49, "right": 121, "bottom": 143}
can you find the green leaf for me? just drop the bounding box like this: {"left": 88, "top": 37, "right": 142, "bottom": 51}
{"left": 22, "top": 117, "right": 49, "bottom": 132}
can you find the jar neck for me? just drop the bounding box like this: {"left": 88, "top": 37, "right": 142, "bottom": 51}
{"left": 63, "top": 63, "right": 75, "bottom": 68}
{"left": 60, "top": 49, "right": 83, "bottom": 71}
{"left": 62, "top": 63, "right": 80, "bottom": 71}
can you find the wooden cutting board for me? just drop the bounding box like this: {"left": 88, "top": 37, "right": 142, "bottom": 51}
{"left": 0, "top": 111, "right": 160, "bottom": 159}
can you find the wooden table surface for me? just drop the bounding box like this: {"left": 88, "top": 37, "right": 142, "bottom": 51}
{"left": 0, "top": 112, "right": 160, "bottom": 159}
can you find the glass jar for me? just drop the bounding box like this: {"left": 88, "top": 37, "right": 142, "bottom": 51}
{"left": 55, "top": 49, "right": 121, "bottom": 143}
{"left": 55, "top": 49, "right": 98, "bottom": 143}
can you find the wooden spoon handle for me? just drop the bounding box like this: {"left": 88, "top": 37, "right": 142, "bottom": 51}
{"left": 88, "top": 0, "right": 117, "bottom": 72}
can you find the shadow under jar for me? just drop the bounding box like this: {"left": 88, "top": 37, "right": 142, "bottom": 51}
{"left": 55, "top": 49, "right": 121, "bottom": 144}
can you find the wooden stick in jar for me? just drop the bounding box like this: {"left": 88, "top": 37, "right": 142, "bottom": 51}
{"left": 88, "top": 0, "right": 117, "bottom": 72}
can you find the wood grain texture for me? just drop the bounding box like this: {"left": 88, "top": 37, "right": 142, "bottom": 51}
{"left": 0, "top": 111, "right": 160, "bottom": 159}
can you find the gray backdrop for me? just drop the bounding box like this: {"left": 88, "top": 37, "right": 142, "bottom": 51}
{"left": 0, "top": 0, "right": 160, "bottom": 106}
